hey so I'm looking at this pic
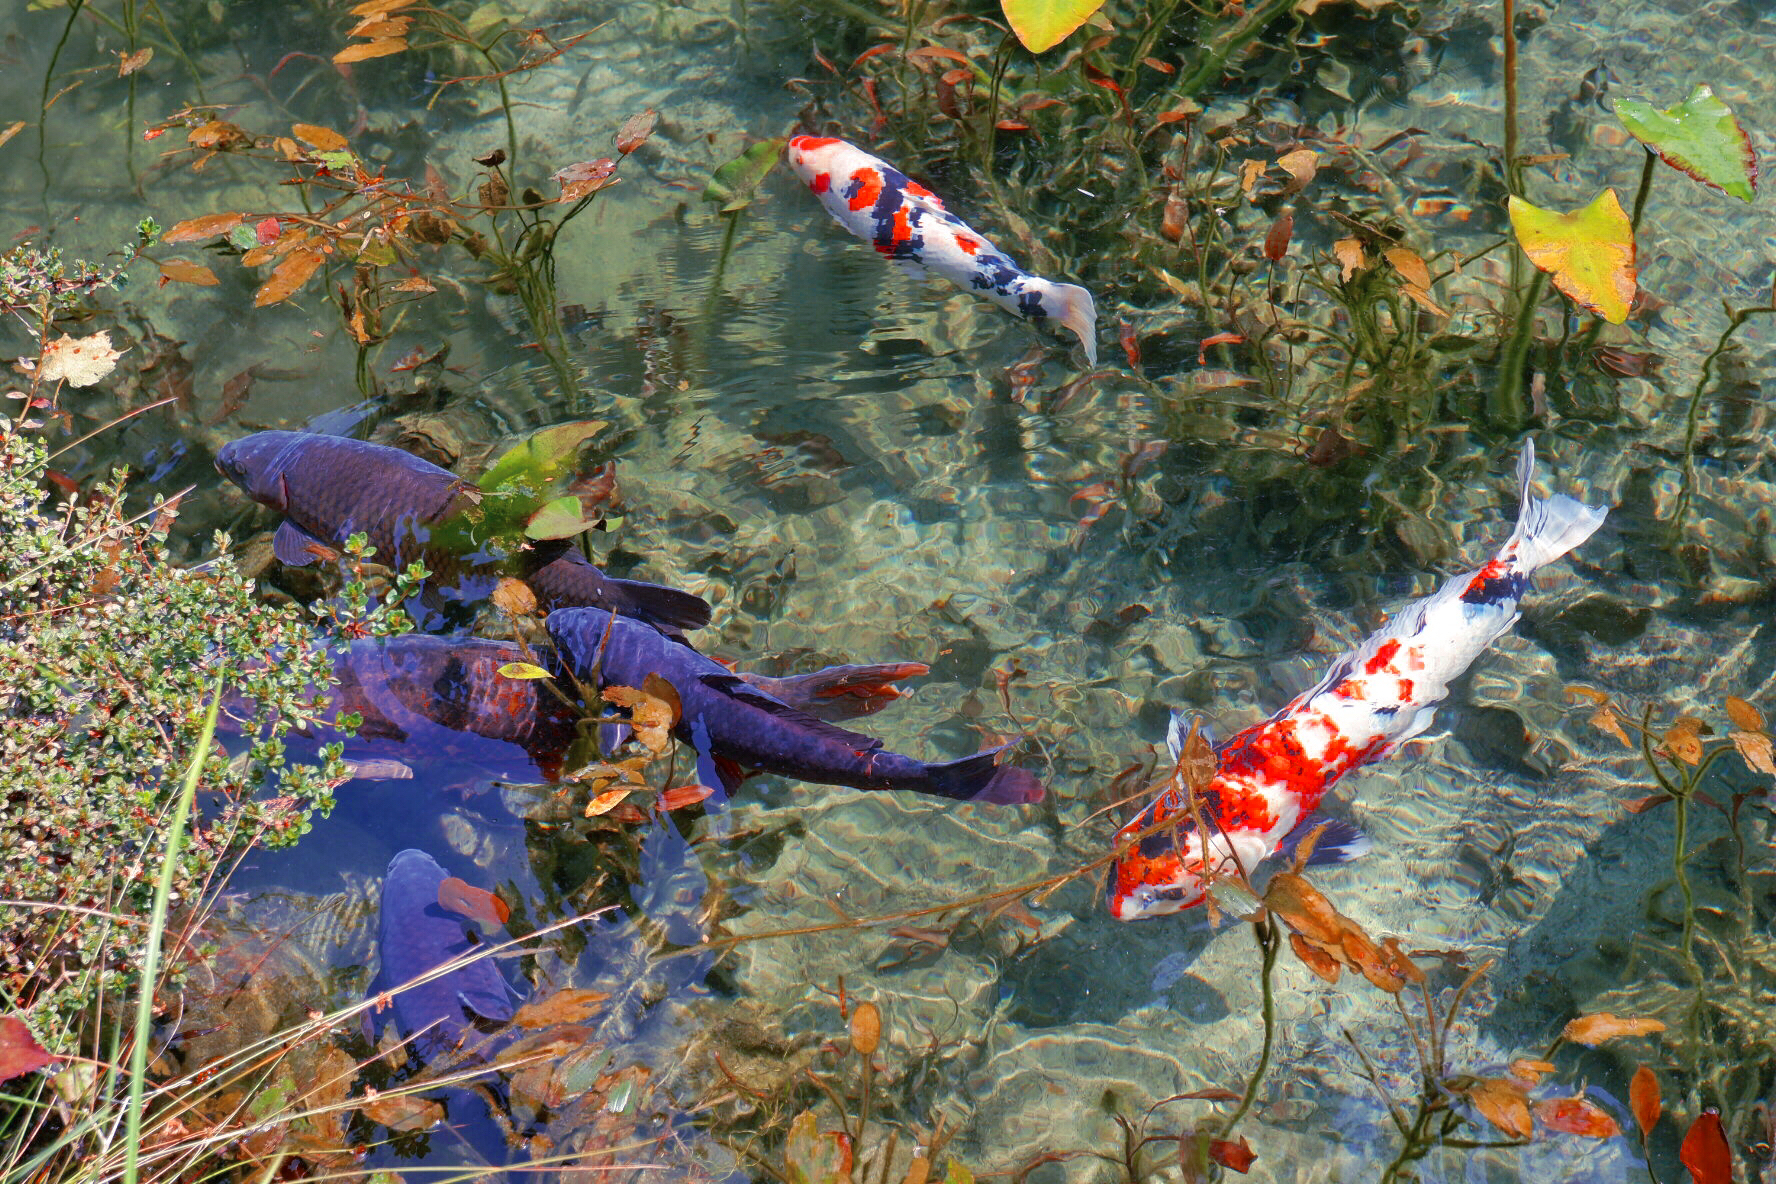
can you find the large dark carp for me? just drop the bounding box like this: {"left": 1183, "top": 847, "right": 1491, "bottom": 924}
{"left": 547, "top": 607, "right": 1044, "bottom": 804}
{"left": 215, "top": 431, "right": 710, "bottom": 632}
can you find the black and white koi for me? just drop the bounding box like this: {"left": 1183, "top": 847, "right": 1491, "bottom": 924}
{"left": 785, "top": 135, "right": 1098, "bottom": 365}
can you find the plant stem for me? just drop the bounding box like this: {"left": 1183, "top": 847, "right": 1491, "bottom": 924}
{"left": 1501, "top": 0, "right": 1519, "bottom": 197}
{"left": 124, "top": 678, "right": 223, "bottom": 1184}
{"left": 1170, "top": 0, "right": 1296, "bottom": 101}
{"left": 1490, "top": 270, "right": 1546, "bottom": 426}
{"left": 1220, "top": 917, "right": 1280, "bottom": 1134}
{"left": 1666, "top": 301, "right": 1776, "bottom": 534}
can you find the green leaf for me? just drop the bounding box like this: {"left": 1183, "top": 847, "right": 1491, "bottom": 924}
{"left": 1507, "top": 189, "right": 1637, "bottom": 324}
{"left": 477, "top": 421, "right": 607, "bottom": 493}
{"left": 784, "top": 1110, "right": 852, "bottom": 1184}
{"left": 1001, "top": 0, "right": 1104, "bottom": 53}
{"left": 1615, "top": 84, "right": 1757, "bottom": 203}
{"left": 702, "top": 138, "right": 787, "bottom": 214}
{"left": 497, "top": 662, "right": 553, "bottom": 680}
{"left": 524, "top": 494, "right": 597, "bottom": 541}
{"left": 944, "top": 1160, "right": 974, "bottom": 1184}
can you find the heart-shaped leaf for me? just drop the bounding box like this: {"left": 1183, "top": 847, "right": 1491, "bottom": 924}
{"left": 478, "top": 421, "right": 607, "bottom": 492}
{"left": 1001, "top": 0, "right": 1104, "bottom": 53}
{"left": 524, "top": 494, "right": 597, "bottom": 540}
{"left": 1615, "top": 85, "right": 1757, "bottom": 202}
{"left": 704, "top": 139, "right": 786, "bottom": 213}
{"left": 1508, "top": 190, "right": 1637, "bottom": 324}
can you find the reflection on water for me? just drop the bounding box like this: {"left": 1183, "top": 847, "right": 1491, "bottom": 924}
{"left": 9, "top": 0, "right": 1776, "bottom": 1174}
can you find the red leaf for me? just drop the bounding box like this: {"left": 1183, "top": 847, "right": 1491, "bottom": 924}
{"left": 437, "top": 876, "right": 509, "bottom": 927}
{"left": 1630, "top": 1066, "right": 1661, "bottom": 1139}
{"left": 615, "top": 109, "right": 658, "bottom": 156}
{"left": 1622, "top": 793, "right": 1674, "bottom": 814}
{"left": 1198, "top": 331, "right": 1244, "bottom": 364}
{"left": 1118, "top": 318, "right": 1141, "bottom": 369}
{"left": 660, "top": 784, "right": 714, "bottom": 811}
{"left": 1534, "top": 1095, "right": 1621, "bottom": 1138}
{"left": 1263, "top": 212, "right": 1294, "bottom": 262}
{"left": 1680, "top": 1107, "right": 1732, "bottom": 1184}
{"left": 1207, "top": 1137, "right": 1256, "bottom": 1173}
{"left": 0, "top": 1017, "right": 53, "bottom": 1082}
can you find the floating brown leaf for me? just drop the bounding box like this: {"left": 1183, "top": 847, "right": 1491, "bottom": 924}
{"left": 1679, "top": 1107, "right": 1731, "bottom": 1184}
{"left": 1508, "top": 1058, "right": 1556, "bottom": 1084}
{"left": 1561, "top": 1012, "right": 1666, "bottom": 1046}
{"left": 1629, "top": 1065, "right": 1660, "bottom": 1138}
{"left": 849, "top": 1001, "right": 881, "bottom": 1056}
{"left": 438, "top": 876, "right": 509, "bottom": 927}
{"left": 1275, "top": 148, "right": 1317, "bottom": 192}
{"left": 1535, "top": 1095, "right": 1621, "bottom": 1137}
{"left": 1333, "top": 237, "right": 1365, "bottom": 281}
{"left": 615, "top": 109, "right": 658, "bottom": 155}
{"left": 1288, "top": 931, "right": 1342, "bottom": 983}
{"left": 1590, "top": 705, "right": 1631, "bottom": 747}
{"left": 1467, "top": 1077, "right": 1534, "bottom": 1140}
{"left": 553, "top": 157, "right": 619, "bottom": 203}
{"left": 604, "top": 683, "right": 678, "bottom": 753}
{"left": 360, "top": 1091, "right": 442, "bottom": 1130}
{"left": 1726, "top": 695, "right": 1764, "bottom": 732}
{"left": 586, "top": 787, "right": 634, "bottom": 817}
{"left": 659, "top": 784, "right": 713, "bottom": 811}
{"left": 157, "top": 259, "right": 218, "bottom": 287}
{"left": 1207, "top": 1136, "right": 1256, "bottom": 1173}
{"left": 187, "top": 120, "right": 250, "bottom": 151}
{"left": 1732, "top": 729, "right": 1775, "bottom": 775}
{"left": 1239, "top": 159, "right": 1264, "bottom": 197}
{"left": 491, "top": 577, "right": 537, "bottom": 616}
{"left": 161, "top": 212, "right": 245, "bottom": 244}
{"left": 1662, "top": 721, "right": 1704, "bottom": 766}
{"left": 333, "top": 37, "right": 408, "bottom": 64}
{"left": 0, "top": 1017, "right": 53, "bottom": 1082}
{"left": 117, "top": 47, "right": 153, "bottom": 76}
{"left": 292, "top": 123, "right": 349, "bottom": 152}
{"left": 1383, "top": 247, "right": 1432, "bottom": 290}
{"left": 512, "top": 988, "right": 611, "bottom": 1028}
{"left": 253, "top": 246, "right": 325, "bottom": 307}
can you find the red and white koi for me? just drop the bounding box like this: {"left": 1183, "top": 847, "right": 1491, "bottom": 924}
{"left": 1109, "top": 441, "right": 1607, "bottom": 921}
{"left": 785, "top": 135, "right": 1098, "bottom": 365}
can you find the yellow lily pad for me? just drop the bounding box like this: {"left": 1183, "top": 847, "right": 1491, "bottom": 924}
{"left": 1001, "top": 0, "right": 1104, "bottom": 53}
{"left": 1507, "top": 189, "right": 1637, "bottom": 324}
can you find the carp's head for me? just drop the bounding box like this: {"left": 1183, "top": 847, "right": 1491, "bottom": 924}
{"left": 214, "top": 432, "right": 296, "bottom": 511}
{"left": 1107, "top": 810, "right": 1209, "bottom": 921}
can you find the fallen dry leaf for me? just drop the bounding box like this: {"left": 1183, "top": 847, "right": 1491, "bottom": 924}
{"left": 1629, "top": 1065, "right": 1660, "bottom": 1138}
{"left": 1561, "top": 1012, "right": 1666, "bottom": 1046}
{"left": 1467, "top": 1077, "right": 1533, "bottom": 1140}
{"left": 1535, "top": 1095, "right": 1621, "bottom": 1137}
{"left": 38, "top": 331, "right": 123, "bottom": 387}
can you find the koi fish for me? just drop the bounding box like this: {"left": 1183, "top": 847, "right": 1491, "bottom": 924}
{"left": 215, "top": 431, "right": 711, "bottom": 632}
{"left": 547, "top": 606, "right": 1045, "bottom": 803}
{"left": 1109, "top": 441, "right": 1607, "bottom": 921}
{"left": 785, "top": 135, "right": 1098, "bottom": 365}
{"left": 302, "top": 634, "right": 932, "bottom": 781}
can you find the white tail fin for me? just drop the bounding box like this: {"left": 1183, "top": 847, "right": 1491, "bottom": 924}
{"left": 1045, "top": 281, "right": 1097, "bottom": 367}
{"left": 1506, "top": 438, "right": 1608, "bottom": 572}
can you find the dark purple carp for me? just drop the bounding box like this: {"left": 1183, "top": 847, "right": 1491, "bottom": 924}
{"left": 547, "top": 607, "right": 1045, "bottom": 804}
{"left": 214, "top": 430, "right": 711, "bottom": 632}
{"left": 304, "top": 637, "right": 931, "bottom": 781}
{"left": 374, "top": 849, "right": 515, "bottom": 1058}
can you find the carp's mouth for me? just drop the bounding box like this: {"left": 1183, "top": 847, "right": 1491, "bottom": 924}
{"left": 1108, "top": 880, "right": 1195, "bottom": 921}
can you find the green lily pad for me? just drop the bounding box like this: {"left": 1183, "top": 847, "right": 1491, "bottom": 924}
{"left": 1002, "top": 0, "right": 1104, "bottom": 53}
{"left": 1508, "top": 189, "right": 1638, "bottom": 324}
{"left": 703, "top": 139, "right": 786, "bottom": 214}
{"left": 1615, "top": 85, "right": 1757, "bottom": 202}
{"left": 478, "top": 421, "right": 607, "bottom": 493}
{"left": 524, "top": 493, "right": 598, "bottom": 541}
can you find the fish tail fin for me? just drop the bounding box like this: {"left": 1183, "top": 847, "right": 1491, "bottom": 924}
{"left": 606, "top": 577, "right": 713, "bottom": 631}
{"left": 1506, "top": 438, "right": 1608, "bottom": 573}
{"left": 1043, "top": 281, "right": 1097, "bottom": 367}
{"left": 923, "top": 745, "right": 1045, "bottom": 804}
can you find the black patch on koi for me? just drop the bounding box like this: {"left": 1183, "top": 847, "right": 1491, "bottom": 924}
{"left": 1461, "top": 570, "right": 1527, "bottom": 605}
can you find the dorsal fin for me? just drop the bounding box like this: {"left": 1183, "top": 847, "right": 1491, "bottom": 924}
{"left": 698, "top": 673, "right": 886, "bottom": 751}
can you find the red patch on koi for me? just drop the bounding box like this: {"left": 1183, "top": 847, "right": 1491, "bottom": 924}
{"left": 1363, "top": 638, "right": 1400, "bottom": 675}
{"left": 954, "top": 235, "right": 981, "bottom": 255}
{"left": 875, "top": 206, "right": 914, "bottom": 255}
{"left": 847, "top": 167, "right": 884, "bottom": 211}
{"left": 1396, "top": 678, "right": 1414, "bottom": 699}
{"left": 904, "top": 180, "right": 936, "bottom": 199}
{"left": 811, "top": 172, "right": 831, "bottom": 194}
{"left": 1464, "top": 558, "right": 1509, "bottom": 598}
{"left": 792, "top": 136, "right": 842, "bottom": 150}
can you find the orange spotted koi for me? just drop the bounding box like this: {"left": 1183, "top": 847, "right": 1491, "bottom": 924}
{"left": 785, "top": 135, "right": 1098, "bottom": 365}
{"left": 1109, "top": 441, "right": 1607, "bottom": 920}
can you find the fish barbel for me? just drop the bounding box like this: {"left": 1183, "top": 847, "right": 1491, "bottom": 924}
{"left": 1109, "top": 440, "right": 1607, "bottom": 920}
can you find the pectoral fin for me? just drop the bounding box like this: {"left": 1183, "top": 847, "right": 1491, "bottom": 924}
{"left": 273, "top": 519, "right": 334, "bottom": 567}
